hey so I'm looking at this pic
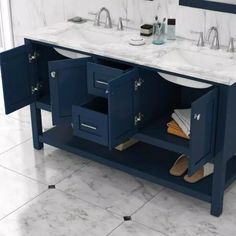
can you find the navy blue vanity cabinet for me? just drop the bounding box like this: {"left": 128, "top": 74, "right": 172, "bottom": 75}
{"left": 73, "top": 68, "right": 139, "bottom": 149}
{"left": 1, "top": 40, "right": 236, "bottom": 217}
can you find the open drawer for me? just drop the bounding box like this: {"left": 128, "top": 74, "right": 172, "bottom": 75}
{"left": 72, "top": 67, "right": 139, "bottom": 149}
{"left": 87, "top": 59, "right": 132, "bottom": 98}
{"left": 73, "top": 98, "right": 109, "bottom": 146}
{"left": 49, "top": 56, "right": 136, "bottom": 125}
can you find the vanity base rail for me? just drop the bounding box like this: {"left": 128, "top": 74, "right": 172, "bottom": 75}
{"left": 38, "top": 124, "right": 236, "bottom": 217}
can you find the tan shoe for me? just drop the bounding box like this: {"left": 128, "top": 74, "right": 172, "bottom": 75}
{"left": 169, "top": 155, "right": 189, "bottom": 176}
{"left": 184, "top": 163, "right": 214, "bottom": 184}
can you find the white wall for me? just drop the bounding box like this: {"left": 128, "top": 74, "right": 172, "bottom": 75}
{"left": 11, "top": 0, "right": 236, "bottom": 46}
{"left": 0, "top": 0, "right": 13, "bottom": 50}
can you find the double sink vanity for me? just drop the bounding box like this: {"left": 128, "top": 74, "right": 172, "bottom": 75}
{"left": 1, "top": 6, "right": 236, "bottom": 217}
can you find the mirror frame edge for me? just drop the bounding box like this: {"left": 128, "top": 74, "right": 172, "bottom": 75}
{"left": 179, "top": 0, "right": 236, "bottom": 14}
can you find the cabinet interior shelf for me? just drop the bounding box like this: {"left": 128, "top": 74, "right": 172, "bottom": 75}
{"left": 39, "top": 124, "right": 216, "bottom": 203}
{"left": 134, "top": 115, "right": 190, "bottom": 155}
{"left": 36, "top": 94, "right": 51, "bottom": 111}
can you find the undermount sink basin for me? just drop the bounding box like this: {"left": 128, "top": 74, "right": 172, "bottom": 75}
{"left": 56, "top": 28, "right": 122, "bottom": 46}
{"left": 158, "top": 72, "right": 212, "bottom": 89}
{"left": 160, "top": 49, "right": 235, "bottom": 71}
{"left": 158, "top": 49, "right": 236, "bottom": 88}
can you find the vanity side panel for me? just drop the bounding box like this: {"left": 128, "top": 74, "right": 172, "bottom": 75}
{"left": 222, "top": 83, "right": 236, "bottom": 160}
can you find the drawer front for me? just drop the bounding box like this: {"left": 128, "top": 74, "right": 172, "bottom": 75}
{"left": 72, "top": 105, "right": 108, "bottom": 146}
{"left": 87, "top": 62, "right": 124, "bottom": 97}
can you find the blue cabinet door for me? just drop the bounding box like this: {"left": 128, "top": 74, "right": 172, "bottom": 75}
{"left": 108, "top": 68, "right": 138, "bottom": 149}
{"left": 49, "top": 57, "right": 92, "bottom": 124}
{"left": 0, "top": 45, "right": 35, "bottom": 114}
{"left": 189, "top": 87, "right": 218, "bottom": 175}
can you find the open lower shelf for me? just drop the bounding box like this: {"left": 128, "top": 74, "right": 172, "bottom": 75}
{"left": 36, "top": 94, "right": 51, "bottom": 111}
{"left": 39, "top": 124, "right": 215, "bottom": 203}
{"left": 134, "top": 115, "right": 190, "bottom": 155}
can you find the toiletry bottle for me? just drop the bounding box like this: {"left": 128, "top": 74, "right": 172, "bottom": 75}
{"left": 167, "top": 19, "right": 176, "bottom": 40}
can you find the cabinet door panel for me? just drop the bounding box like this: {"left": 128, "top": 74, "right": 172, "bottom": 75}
{"left": 108, "top": 68, "right": 138, "bottom": 149}
{"left": 49, "top": 57, "right": 92, "bottom": 125}
{"left": 189, "top": 88, "right": 218, "bottom": 175}
{"left": 0, "top": 45, "right": 35, "bottom": 114}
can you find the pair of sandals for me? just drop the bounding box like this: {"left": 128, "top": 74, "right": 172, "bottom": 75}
{"left": 169, "top": 155, "right": 214, "bottom": 183}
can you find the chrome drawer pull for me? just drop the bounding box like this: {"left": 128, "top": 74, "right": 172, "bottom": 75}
{"left": 96, "top": 80, "right": 109, "bottom": 85}
{"left": 81, "top": 123, "right": 97, "bottom": 130}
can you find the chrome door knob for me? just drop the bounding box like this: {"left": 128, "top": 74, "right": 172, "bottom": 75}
{"left": 194, "top": 113, "right": 201, "bottom": 121}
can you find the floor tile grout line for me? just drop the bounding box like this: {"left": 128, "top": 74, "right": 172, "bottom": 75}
{"left": 54, "top": 160, "right": 92, "bottom": 186}
{"left": 131, "top": 219, "right": 170, "bottom": 236}
{"left": 56, "top": 188, "right": 123, "bottom": 219}
{"left": 106, "top": 221, "right": 125, "bottom": 236}
{"left": 130, "top": 187, "right": 165, "bottom": 217}
{"left": 0, "top": 164, "right": 48, "bottom": 186}
{"left": 8, "top": 115, "right": 31, "bottom": 125}
{"left": 0, "top": 140, "right": 92, "bottom": 187}
{"left": 0, "top": 160, "right": 91, "bottom": 187}
{"left": 0, "top": 189, "right": 49, "bottom": 222}
{"left": 0, "top": 138, "right": 32, "bottom": 157}
{"left": 55, "top": 163, "right": 166, "bottom": 219}
{"left": 0, "top": 113, "right": 32, "bottom": 124}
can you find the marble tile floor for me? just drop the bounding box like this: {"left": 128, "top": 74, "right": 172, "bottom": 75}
{"left": 0, "top": 100, "right": 236, "bottom": 235}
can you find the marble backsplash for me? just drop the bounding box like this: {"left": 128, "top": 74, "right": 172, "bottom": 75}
{"left": 11, "top": 0, "right": 236, "bottom": 47}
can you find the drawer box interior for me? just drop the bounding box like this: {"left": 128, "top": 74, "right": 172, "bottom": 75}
{"left": 81, "top": 97, "right": 108, "bottom": 114}
{"left": 72, "top": 97, "right": 109, "bottom": 146}
{"left": 95, "top": 58, "right": 132, "bottom": 71}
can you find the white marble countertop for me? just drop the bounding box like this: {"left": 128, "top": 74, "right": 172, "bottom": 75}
{"left": 24, "top": 21, "right": 236, "bottom": 86}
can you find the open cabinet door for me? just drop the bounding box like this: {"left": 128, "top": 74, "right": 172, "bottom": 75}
{"left": 189, "top": 88, "right": 218, "bottom": 176}
{"left": 0, "top": 45, "right": 35, "bottom": 114}
{"left": 108, "top": 68, "right": 138, "bottom": 149}
{"left": 49, "top": 57, "right": 92, "bottom": 125}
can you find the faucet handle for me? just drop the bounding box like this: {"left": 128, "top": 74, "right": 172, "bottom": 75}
{"left": 88, "top": 11, "right": 99, "bottom": 26}
{"left": 191, "top": 31, "right": 204, "bottom": 47}
{"left": 228, "top": 37, "right": 236, "bottom": 53}
{"left": 117, "top": 17, "right": 129, "bottom": 31}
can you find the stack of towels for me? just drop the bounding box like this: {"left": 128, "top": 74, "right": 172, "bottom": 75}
{"left": 167, "top": 109, "right": 191, "bottom": 140}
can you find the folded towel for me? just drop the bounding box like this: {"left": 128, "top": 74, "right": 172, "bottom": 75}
{"left": 167, "top": 120, "right": 190, "bottom": 140}
{"left": 172, "top": 113, "right": 190, "bottom": 137}
{"left": 174, "top": 109, "right": 191, "bottom": 129}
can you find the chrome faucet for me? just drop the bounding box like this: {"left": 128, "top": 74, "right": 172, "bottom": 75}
{"left": 96, "top": 7, "right": 112, "bottom": 28}
{"left": 117, "top": 17, "right": 129, "bottom": 31}
{"left": 191, "top": 31, "right": 204, "bottom": 47}
{"left": 206, "top": 26, "right": 220, "bottom": 50}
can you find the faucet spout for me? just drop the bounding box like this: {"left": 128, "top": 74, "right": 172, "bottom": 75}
{"left": 97, "top": 7, "right": 112, "bottom": 28}
{"left": 206, "top": 26, "right": 220, "bottom": 50}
